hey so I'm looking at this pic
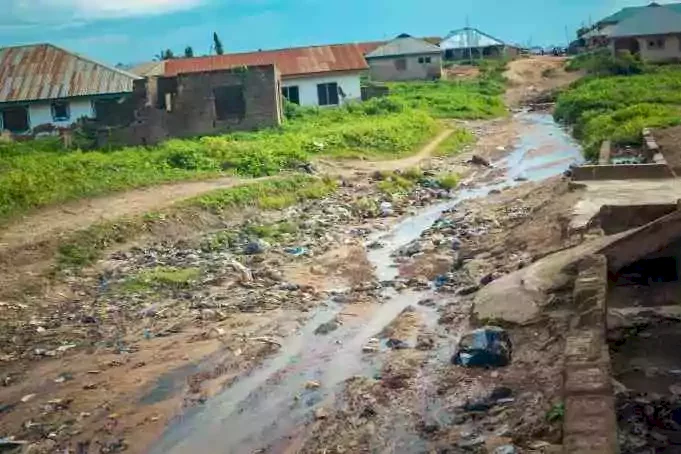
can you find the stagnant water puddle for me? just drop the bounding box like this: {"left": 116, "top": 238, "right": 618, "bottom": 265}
{"left": 149, "top": 112, "right": 583, "bottom": 454}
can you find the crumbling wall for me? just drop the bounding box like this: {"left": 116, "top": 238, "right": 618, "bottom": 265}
{"left": 596, "top": 203, "right": 678, "bottom": 235}
{"left": 562, "top": 255, "right": 618, "bottom": 454}
{"left": 572, "top": 163, "right": 673, "bottom": 181}
{"left": 109, "top": 65, "right": 282, "bottom": 146}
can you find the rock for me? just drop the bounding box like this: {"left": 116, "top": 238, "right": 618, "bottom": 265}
{"left": 386, "top": 339, "right": 410, "bottom": 350}
{"left": 457, "top": 436, "right": 486, "bottom": 448}
{"left": 380, "top": 202, "right": 394, "bottom": 217}
{"left": 489, "top": 189, "right": 502, "bottom": 195}
{"left": 456, "top": 285, "right": 480, "bottom": 296}
{"left": 418, "top": 298, "right": 436, "bottom": 307}
{"left": 480, "top": 273, "right": 496, "bottom": 286}
{"left": 514, "top": 175, "right": 528, "bottom": 182}
{"left": 305, "top": 380, "right": 321, "bottom": 390}
{"left": 315, "top": 319, "right": 340, "bottom": 335}
{"left": 228, "top": 260, "right": 253, "bottom": 282}
{"left": 494, "top": 445, "right": 517, "bottom": 454}
{"left": 452, "top": 326, "right": 512, "bottom": 368}
{"left": 470, "top": 155, "right": 491, "bottom": 167}
{"left": 314, "top": 407, "right": 329, "bottom": 419}
{"left": 363, "top": 338, "right": 380, "bottom": 353}
{"left": 416, "top": 334, "right": 436, "bottom": 351}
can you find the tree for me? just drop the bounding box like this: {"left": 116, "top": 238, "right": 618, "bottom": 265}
{"left": 184, "top": 46, "right": 194, "bottom": 58}
{"left": 213, "top": 32, "right": 224, "bottom": 55}
{"left": 155, "top": 49, "right": 175, "bottom": 61}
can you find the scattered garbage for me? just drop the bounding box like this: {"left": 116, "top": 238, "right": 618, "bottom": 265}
{"left": 284, "top": 246, "right": 309, "bottom": 257}
{"left": 244, "top": 239, "right": 271, "bottom": 255}
{"left": 0, "top": 438, "right": 27, "bottom": 449}
{"left": 386, "top": 339, "right": 410, "bottom": 350}
{"left": 452, "top": 326, "right": 512, "bottom": 368}
{"left": 494, "top": 445, "right": 517, "bottom": 454}
{"left": 380, "top": 202, "right": 394, "bottom": 217}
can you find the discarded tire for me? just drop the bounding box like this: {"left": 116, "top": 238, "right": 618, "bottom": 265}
{"left": 452, "top": 326, "right": 512, "bottom": 368}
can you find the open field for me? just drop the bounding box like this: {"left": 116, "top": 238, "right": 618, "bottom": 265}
{"left": 0, "top": 74, "right": 508, "bottom": 223}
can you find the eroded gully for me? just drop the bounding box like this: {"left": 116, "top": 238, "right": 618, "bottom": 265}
{"left": 148, "top": 111, "right": 584, "bottom": 454}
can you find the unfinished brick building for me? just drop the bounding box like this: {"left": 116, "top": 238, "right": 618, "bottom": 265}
{"left": 105, "top": 64, "right": 283, "bottom": 146}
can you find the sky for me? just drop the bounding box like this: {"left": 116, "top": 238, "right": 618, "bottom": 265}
{"left": 0, "top": 0, "right": 666, "bottom": 65}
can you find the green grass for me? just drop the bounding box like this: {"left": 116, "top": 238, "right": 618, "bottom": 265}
{"left": 434, "top": 172, "right": 460, "bottom": 190}
{"left": 555, "top": 67, "right": 681, "bottom": 159}
{"left": 0, "top": 65, "right": 507, "bottom": 222}
{"left": 433, "top": 129, "right": 476, "bottom": 156}
{"left": 56, "top": 175, "right": 336, "bottom": 269}
{"left": 0, "top": 99, "right": 435, "bottom": 222}
{"left": 122, "top": 266, "right": 202, "bottom": 292}
{"left": 376, "top": 168, "right": 424, "bottom": 195}
{"left": 386, "top": 80, "right": 506, "bottom": 119}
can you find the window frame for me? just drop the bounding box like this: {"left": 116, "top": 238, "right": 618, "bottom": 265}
{"left": 425, "top": 56, "right": 432, "bottom": 64}
{"left": 394, "top": 58, "right": 407, "bottom": 71}
{"left": 0, "top": 105, "right": 30, "bottom": 133}
{"left": 213, "top": 85, "right": 246, "bottom": 120}
{"left": 648, "top": 38, "right": 666, "bottom": 49}
{"left": 51, "top": 100, "right": 71, "bottom": 122}
{"left": 282, "top": 85, "right": 300, "bottom": 105}
{"left": 317, "top": 82, "right": 339, "bottom": 106}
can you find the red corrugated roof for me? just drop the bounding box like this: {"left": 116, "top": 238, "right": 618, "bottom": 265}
{"left": 164, "top": 42, "right": 383, "bottom": 78}
{"left": 0, "top": 43, "right": 140, "bottom": 103}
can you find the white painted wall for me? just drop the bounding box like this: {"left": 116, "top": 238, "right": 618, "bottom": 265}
{"left": 282, "top": 72, "right": 362, "bottom": 107}
{"left": 28, "top": 98, "right": 94, "bottom": 128}
{"left": 638, "top": 35, "right": 681, "bottom": 62}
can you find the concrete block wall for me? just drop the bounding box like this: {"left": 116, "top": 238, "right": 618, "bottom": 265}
{"left": 113, "top": 65, "right": 282, "bottom": 146}
{"left": 563, "top": 255, "right": 618, "bottom": 454}
{"left": 572, "top": 163, "right": 673, "bottom": 181}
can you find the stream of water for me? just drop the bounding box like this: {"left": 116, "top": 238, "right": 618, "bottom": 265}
{"left": 148, "top": 112, "right": 583, "bottom": 454}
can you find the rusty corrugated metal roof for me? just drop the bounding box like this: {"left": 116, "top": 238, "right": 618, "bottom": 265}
{"left": 0, "top": 43, "right": 141, "bottom": 104}
{"left": 164, "top": 42, "right": 383, "bottom": 78}
{"left": 129, "top": 60, "right": 167, "bottom": 77}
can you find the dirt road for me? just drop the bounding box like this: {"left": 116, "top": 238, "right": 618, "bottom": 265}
{"left": 504, "top": 56, "right": 583, "bottom": 107}
{"left": 0, "top": 57, "right": 589, "bottom": 453}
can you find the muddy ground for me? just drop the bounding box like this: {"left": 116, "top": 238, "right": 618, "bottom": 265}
{"left": 0, "top": 59, "right": 590, "bottom": 454}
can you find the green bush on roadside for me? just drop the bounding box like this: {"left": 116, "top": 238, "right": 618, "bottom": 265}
{"left": 555, "top": 67, "right": 681, "bottom": 159}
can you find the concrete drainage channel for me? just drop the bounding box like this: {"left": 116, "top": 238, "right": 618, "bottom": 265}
{"left": 563, "top": 206, "right": 681, "bottom": 454}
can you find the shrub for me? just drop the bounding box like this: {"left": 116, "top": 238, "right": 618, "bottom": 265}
{"left": 555, "top": 67, "right": 681, "bottom": 159}
{"left": 566, "top": 49, "right": 645, "bottom": 76}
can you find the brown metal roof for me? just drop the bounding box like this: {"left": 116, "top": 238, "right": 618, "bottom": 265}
{"left": 0, "top": 43, "right": 141, "bottom": 104}
{"left": 164, "top": 42, "right": 383, "bottom": 78}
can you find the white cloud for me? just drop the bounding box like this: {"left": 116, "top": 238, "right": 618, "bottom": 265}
{"left": 5, "top": 0, "right": 207, "bottom": 24}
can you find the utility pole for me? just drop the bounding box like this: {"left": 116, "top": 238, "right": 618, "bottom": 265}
{"left": 466, "top": 16, "right": 473, "bottom": 64}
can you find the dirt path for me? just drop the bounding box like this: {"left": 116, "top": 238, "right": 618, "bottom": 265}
{"left": 504, "top": 56, "right": 583, "bottom": 107}
{"left": 0, "top": 130, "right": 454, "bottom": 252}
{"left": 317, "top": 128, "right": 454, "bottom": 174}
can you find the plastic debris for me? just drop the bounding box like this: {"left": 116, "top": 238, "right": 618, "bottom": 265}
{"left": 452, "top": 326, "right": 512, "bottom": 368}
{"left": 380, "top": 202, "right": 394, "bottom": 217}
{"left": 284, "top": 246, "right": 308, "bottom": 257}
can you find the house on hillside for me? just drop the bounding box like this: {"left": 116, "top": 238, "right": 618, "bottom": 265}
{"left": 607, "top": 3, "right": 681, "bottom": 62}
{"left": 0, "top": 44, "right": 141, "bottom": 134}
{"left": 364, "top": 34, "right": 442, "bottom": 81}
{"left": 132, "top": 42, "right": 382, "bottom": 108}
{"left": 439, "top": 27, "right": 519, "bottom": 60}
{"left": 581, "top": 2, "right": 681, "bottom": 50}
